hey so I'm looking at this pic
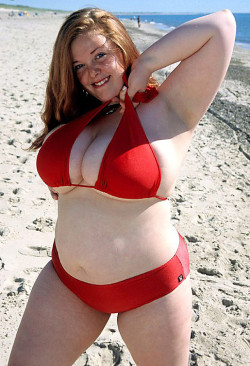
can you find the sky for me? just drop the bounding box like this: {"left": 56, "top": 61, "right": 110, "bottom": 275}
{"left": 1, "top": 0, "right": 250, "bottom": 13}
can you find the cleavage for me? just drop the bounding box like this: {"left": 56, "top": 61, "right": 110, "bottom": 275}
{"left": 70, "top": 111, "right": 122, "bottom": 186}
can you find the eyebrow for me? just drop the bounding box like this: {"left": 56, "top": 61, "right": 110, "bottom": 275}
{"left": 72, "top": 40, "right": 108, "bottom": 65}
{"left": 90, "top": 42, "right": 106, "bottom": 54}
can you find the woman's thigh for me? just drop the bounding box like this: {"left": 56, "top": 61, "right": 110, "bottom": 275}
{"left": 8, "top": 261, "right": 110, "bottom": 366}
{"left": 117, "top": 276, "right": 192, "bottom": 366}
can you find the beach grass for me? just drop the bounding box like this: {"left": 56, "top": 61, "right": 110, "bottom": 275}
{"left": 0, "top": 2, "right": 68, "bottom": 13}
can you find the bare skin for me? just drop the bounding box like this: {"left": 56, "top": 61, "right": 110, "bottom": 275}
{"left": 8, "top": 262, "right": 110, "bottom": 366}
{"left": 8, "top": 10, "right": 236, "bottom": 366}
{"left": 8, "top": 262, "right": 191, "bottom": 366}
{"left": 118, "top": 276, "right": 192, "bottom": 366}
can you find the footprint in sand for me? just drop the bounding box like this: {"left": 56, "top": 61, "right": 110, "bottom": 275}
{"left": 19, "top": 245, "right": 51, "bottom": 257}
{"left": 186, "top": 235, "right": 200, "bottom": 243}
{"left": 23, "top": 267, "right": 43, "bottom": 274}
{"left": 7, "top": 139, "right": 15, "bottom": 146}
{"left": 192, "top": 302, "right": 200, "bottom": 322}
{"left": 12, "top": 188, "right": 20, "bottom": 195}
{"left": 189, "top": 350, "right": 201, "bottom": 366}
{"left": 197, "top": 267, "right": 222, "bottom": 277}
{"left": 32, "top": 197, "right": 47, "bottom": 207}
{"left": 222, "top": 298, "right": 234, "bottom": 307}
{"left": 6, "top": 277, "right": 28, "bottom": 297}
{"left": 21, "top": 128, "right": 31, "bottom": 134}
{"left": 91, "top": 342, "right": 123, "bottom": 365}
{"left": 0, "top": 257, "right": 5, "bottom": 270}
{"left": 14, "top": 277, "right": 27, "bottom": 294}
{"left": 26, "top": 217, "right": 54, "bottom": 232}
{"left": 0, "top": 223, "right": 10, "bottom": 237}
{"left": 19, "top": 156, "right": 28, "bottom": 164}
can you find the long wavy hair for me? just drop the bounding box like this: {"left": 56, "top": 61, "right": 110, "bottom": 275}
{"left": 30, "top": 8, "right": 157, "bottom": 150}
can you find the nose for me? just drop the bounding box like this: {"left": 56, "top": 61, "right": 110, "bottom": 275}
{"left": 88, "top": 62, "right": 100, "bottom": 78}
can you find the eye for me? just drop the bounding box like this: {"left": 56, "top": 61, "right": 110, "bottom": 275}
{"left": 96, "top": 52, "right": 106, "bottom": 60}
{"left": 74, "top": 64, "right": 85, "bottom": 72}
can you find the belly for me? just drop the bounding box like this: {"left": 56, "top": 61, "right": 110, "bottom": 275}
{"left": 54, "top": 188, "right": 178, "bottom": 284}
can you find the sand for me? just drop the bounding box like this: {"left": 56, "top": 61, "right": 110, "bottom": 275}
{"left": 0, "top": 11, "right": 249, "bottom": 366}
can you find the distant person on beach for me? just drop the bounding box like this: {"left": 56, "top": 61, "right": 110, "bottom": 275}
{"left": 137, "top": 15, "right": 141, "bottom": 27}
{"left": 8, "top": 8, "right": 235, "bottom": 366}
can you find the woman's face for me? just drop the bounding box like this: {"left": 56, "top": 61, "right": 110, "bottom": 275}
{"left": 71, "top": 32, "right": 125, "bottom": 102}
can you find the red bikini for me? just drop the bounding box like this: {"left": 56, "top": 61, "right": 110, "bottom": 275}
{"left": 52, "top": 234, "right": 189, "bottom": 313}
{"left": 36, "top": 86, "right": 167, "bottom": 200}
{"left": 37, "top": 83, "right": 190, "bottom": 313}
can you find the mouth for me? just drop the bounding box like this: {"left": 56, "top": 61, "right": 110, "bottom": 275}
{"left": 92, "top": 76, "right": 110, "bottom": 88}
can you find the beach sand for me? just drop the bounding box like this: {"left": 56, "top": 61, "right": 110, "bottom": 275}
{"left": 0, "top": 11, "right": 249, "bottom": 366}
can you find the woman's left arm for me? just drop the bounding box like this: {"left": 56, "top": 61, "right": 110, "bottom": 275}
{"left": 128, "top": 10, "right": 236, "bottom": 130}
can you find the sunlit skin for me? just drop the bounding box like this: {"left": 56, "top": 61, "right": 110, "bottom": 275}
{"left": 8, "top": 10, "right": 236, "bottom": 366}
{"left": 71, "top": 32, "right": 125, "bottom": 103}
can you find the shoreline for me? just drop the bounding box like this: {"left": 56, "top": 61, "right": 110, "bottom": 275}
{"left": 235, "top": 41, "right": 250, "bottom": 50}
{"left": 0, "top": 13, "right": 249, "bottom": 366}
{"left": 120, "top": 15, "right": 250, "bottom": 51}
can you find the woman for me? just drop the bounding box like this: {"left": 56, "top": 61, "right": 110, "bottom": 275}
{"left": 8, "top": 8, "right": 236, "bottom": 366}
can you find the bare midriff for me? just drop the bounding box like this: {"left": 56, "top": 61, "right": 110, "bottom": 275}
{"left": 54, "top": 186, "right": 179, "bottom": 285}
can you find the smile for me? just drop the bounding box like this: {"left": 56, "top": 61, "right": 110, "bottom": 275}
{"left": 92, "top": 76, "right": 110, "bottom": 87}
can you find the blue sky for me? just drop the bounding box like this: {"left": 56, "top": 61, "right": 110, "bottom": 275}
{"left": 1, "top": 0, "right": 249, "bottom": 13}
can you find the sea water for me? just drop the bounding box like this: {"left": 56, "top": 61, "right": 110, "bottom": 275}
{"left": 120, "top": 13, "right": 250, "bottom": 50}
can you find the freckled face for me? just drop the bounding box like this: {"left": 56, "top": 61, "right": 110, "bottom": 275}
{"left": 71, "top": 32, "right": 125, "bottom": 102}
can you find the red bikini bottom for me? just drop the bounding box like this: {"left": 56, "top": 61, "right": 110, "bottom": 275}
{"left": 52, "top": 234, "right": 190, "bottom": 313}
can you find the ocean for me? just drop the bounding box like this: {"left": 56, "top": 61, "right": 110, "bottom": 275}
{"left": 119, "top": 13, "right": 250, "bottom": 50}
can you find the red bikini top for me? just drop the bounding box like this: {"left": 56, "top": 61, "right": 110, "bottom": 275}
{"left": 36, "top": 84, "right": 167, "bottom": 200}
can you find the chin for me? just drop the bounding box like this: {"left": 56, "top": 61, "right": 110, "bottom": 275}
{"left": 95, "top": 92, "right": 119, "bottom": 103}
